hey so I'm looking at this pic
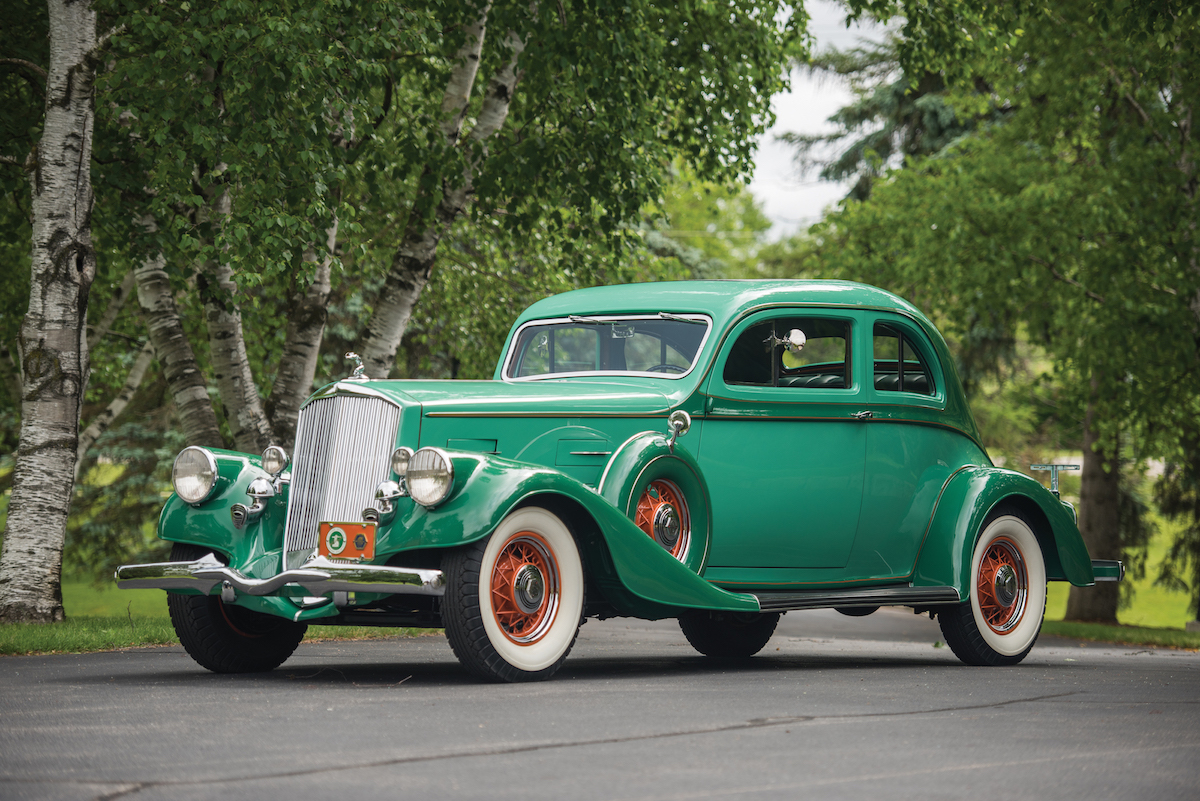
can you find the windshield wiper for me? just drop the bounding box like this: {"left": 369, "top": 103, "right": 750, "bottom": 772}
{"left": 568, "top": 315, "right": 608, "bottom": 325}
{"left": 658, "top": 312, "right": 705, "bottom": 324}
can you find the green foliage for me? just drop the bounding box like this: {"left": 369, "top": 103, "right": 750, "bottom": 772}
{"left": 780, "top": 35, "right": 990, "bottom": 201}
{"left": 66, "top": 423, "right": 183, "bottom": 582}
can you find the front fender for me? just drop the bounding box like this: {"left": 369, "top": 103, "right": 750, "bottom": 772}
{"left": 912, "top": 466, "right": 1094, "bottom": 597}
{"left": 157, "top": 449, "right": 286, "bottom": 580}
{"left": 385, "top": 451, "right": 756, "bottom": 616}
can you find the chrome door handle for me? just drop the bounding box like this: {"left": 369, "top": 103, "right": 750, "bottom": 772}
{"left": 853, "top": 411, "right": 873, "bottom": 420}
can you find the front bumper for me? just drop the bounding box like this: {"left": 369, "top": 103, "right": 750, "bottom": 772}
{"left": 115, "top": 553, "right": 445, "bottom": 598}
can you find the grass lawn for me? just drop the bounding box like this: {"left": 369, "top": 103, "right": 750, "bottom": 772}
{"left": 1045, "top": 510, "right": 1195, "bottom": 629}
{"left": 0, "top": 580, "right": 434, "bottom": 656}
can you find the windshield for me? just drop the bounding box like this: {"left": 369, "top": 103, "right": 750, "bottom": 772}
{"left": 504, "top": 314, "right": 712, "bottom": 380}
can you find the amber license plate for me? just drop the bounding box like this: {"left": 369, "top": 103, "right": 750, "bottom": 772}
{"left": 318, "top": 521, "right": 376, "bottom": 560}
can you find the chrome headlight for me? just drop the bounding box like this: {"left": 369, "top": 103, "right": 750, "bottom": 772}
{"left": 407, "top": 448, "right": 454, "bottom": 507}
{"left": 173, "top": 447, "right": 218, "bottom": 504}
{"left": 261, "top": 445, "right": 288, "bottom": 476}
{"left": 391, "top": 446, "right": 414, "bottom": 478}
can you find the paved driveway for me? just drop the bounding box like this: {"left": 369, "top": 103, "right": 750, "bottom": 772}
{"left": 2, "top": 608, "right": 1197, "bottom": 800}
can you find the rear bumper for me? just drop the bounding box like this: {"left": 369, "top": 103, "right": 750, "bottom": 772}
{"left": 115, "top": 553, "right": 445, "bottom": 597}
{"left": 1091, "top": 559, "right": 1125, "bottom": 582}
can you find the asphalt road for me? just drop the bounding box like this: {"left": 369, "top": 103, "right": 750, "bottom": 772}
{"left": 2, "top": 607, "right": 1197, "bottom": 801}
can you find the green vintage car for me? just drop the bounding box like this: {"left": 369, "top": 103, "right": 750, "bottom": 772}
{"left": 118, "top": 280, "right": 1122, "bottom": 681}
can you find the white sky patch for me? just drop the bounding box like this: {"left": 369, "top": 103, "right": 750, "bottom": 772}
{"left": 749, "top": 1, "right": 891, "bottom": 240}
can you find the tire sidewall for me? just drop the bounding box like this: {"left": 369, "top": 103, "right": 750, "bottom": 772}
{"left": 627, "top": 455, "right": 710, "bottom": 573}
{"left": 477, "top": 507, "right": 584, "bottom": 673}
{"left": 969, "top": 514, "right": 1047, "bottom": 657}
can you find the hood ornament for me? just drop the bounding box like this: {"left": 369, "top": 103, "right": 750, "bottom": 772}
{"left": 345, "top": 352, "right": 367, "bottom": 381}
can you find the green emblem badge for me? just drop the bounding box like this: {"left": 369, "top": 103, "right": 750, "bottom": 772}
{"left": 325, "top": 526, "right": 347, "bottom": 555}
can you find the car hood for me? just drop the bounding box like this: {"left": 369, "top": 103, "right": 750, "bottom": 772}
{"left": 317, "top": 378, "right": 675, "bottom": 416}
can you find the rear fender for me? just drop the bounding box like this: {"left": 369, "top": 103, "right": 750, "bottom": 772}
{"left": 912, "top": 466, "right": 1094, "bottom": 597}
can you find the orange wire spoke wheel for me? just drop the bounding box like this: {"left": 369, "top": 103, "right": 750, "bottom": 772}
{"left": 976, "top": 535, "right": 1028, "bottom": 634}
{"left": 635, "top": 479, "right": 691, "bottom": 561}
{"left": 489, "top": 532, "right": 561, "bottom": 645}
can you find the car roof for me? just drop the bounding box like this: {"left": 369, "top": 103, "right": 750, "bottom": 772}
{"left": 512, "top": 279, "right": 935, "bottom": 329}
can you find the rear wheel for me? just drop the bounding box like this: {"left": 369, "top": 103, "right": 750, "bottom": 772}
{"left": 443, "top": 507, "right": 584, "bottom": 682}
{"left": 679, "top": 611, "right": 781, "bottom": 658}
{"left": 167, "top": 544, "right": 307, "bottom": 673}
{"left": 939, "top": 507, "right": 1047, "bottom": 666}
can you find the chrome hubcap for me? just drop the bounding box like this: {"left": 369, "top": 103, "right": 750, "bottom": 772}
{"left": 653, "top": 504, "right": 681, "bottom": 549}
{"left": 512, "top": 564, "right": 545, "bottom": 614}
{"left": 994, "top": 564, "right": 1018, "bottom": 608}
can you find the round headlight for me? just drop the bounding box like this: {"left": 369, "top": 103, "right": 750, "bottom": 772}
{"left": 261, "top": 445, "right": 289, "bottom": 476}
{"left": 173, "top": 447, "right": 218, "bottom": 504}
{"left": 391, "top": 446, "right": 414, "bottom": 478}
{"left": 407, "top": 448, "right": 454, "bottom": 507}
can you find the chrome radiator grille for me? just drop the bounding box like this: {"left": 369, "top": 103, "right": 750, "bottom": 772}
{"left": 282, "top": 394, "right": 401, "bottom": 570}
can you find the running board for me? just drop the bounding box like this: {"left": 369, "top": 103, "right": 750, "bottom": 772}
{"left": 752, "top": 585, "right": 961, "bottom": 613}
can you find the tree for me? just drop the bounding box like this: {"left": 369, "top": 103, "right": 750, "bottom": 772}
{"left": 358, "top": 0, "right": 801, "bottom": 377}
{"left": 776, "top": 1, "right": 1199, "bottom": 622}
{"left": 0, "top": 0, "right": 103, "bottom": 623}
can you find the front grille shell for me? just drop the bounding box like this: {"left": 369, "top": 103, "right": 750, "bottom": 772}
{"left": 282, "top": 393, "right": 401, "bottom": 570}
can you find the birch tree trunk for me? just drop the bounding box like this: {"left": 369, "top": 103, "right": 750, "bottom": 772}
{"left": 134, "top": 228, "right": 223, "bottom": 448}
{"left": 0, "top": 0, "right": 97, "bottom": 623}
{"left": 1065, "top": 396, "right": 1121, "bottom": 623}
{"left": 266, "top": 218, "right": 338, "bottom": 451}
{"left": 361, "top": 8, "right": 523, "bottom": 379}
{"left": 73, "top": 341, "right": 154, "bottom": 481}
{"left": 196, "top": 185, "right": 273, "bottom": 454}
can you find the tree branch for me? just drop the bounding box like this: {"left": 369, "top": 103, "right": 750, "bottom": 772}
{"left": 0, "top": 57, "right": 47, "bottom": 97}
{"left": 74, "top": 341, "right": 155, "bottom": 482}
{"left": 87, "top": 270, "right": 136, "bottom": 350}
{"left": 1023, "top": 253, "right": 1107, "bottom": 304}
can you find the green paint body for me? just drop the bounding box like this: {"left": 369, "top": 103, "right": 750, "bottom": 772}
{"left": 154, "top": 280, "right": 1096, "bottom": 622}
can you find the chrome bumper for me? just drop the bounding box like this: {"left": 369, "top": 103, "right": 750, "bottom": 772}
{"left": 115, "top": 553, "right": 445, "bottom": 597}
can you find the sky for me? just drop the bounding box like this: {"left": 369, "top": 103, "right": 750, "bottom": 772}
{"left": 747, "top": 1, "right": 890, "bottom": 240}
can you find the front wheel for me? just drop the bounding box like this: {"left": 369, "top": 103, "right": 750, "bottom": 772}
{"left": 442, "top": 507, "right": 584, "bottom": 682}
{"left": 167, "top": 544, "right": 307, "bottom": 673}
{"left": 679, "top": 611, "right": 781, "bottom": 658}
{"left": 939, "top": 507, "right": 1047, "bottom": 666}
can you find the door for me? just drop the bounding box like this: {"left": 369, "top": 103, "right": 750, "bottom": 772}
{"left": 701, "top": 310, "right": 869, "bottom": 568}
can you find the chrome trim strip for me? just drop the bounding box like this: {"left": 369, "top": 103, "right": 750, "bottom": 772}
{"left": 751, "top": 585, "right": 960, "bottom": 613}
{"left": 501, "top": 313, "right": 713, "bottom": 382}
{"left": 115, "top": 554, "right": 445, "bottom": 597}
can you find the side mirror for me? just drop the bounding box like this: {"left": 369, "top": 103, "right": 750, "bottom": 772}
{"left": 784, "top": 328, "right": 806, "bottom": 354}
{"left": 665, "top": 410, "right": 691, "bottom": 452}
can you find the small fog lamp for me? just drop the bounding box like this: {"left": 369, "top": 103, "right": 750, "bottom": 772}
{"left": 261, "top": 445, "right": 289, "bottom": 476}
{"left": 391, "top": 446, "right": 414, "bottom": 478}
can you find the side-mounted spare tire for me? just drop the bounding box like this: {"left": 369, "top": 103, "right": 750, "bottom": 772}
{"left": 166, "top": 543, "right": 307, "bottom": 673}
{"left": 599, "top": 431, "right": 711, "bottom": 574}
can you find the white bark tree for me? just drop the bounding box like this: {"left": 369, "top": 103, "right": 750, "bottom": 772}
{"left": 266, "top": 219, "right": 338, "bottom": 451}
{"left": 133, "top": 217, "right": 223, "bottom": 448}
{"left": 360, "top": 7, "right": 528, "bottom": 379}
{"left": 0, "top": 0, "right": 99, "bottom": 623}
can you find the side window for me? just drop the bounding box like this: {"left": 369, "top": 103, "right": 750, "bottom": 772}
{"left": 873, "top": 323, "right": 934, "bottom": 395}
{"left": 723, "top": 317, "right": 850, "bottom": 388}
